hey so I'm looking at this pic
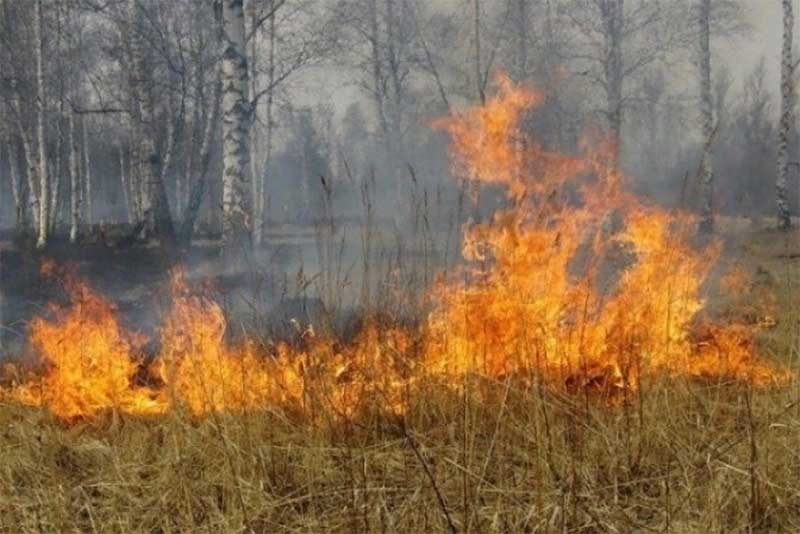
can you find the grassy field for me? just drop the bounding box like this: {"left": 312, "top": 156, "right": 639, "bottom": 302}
{"left": 0, "top": 224, "right": 798, "bottom": 534}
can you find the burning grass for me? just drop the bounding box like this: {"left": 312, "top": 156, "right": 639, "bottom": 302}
{"left": 0, "top": 76, "right": 797, "bottom": 531}
{"left": 2, "top": 75, "right": 789, "bottom": 421}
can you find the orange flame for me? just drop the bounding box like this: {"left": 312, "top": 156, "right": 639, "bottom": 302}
{"left": 9, "top": 262, "right": 165, "bottom": 419}
{"left": 426, "top": 74, "right": 789, "bottom": 394}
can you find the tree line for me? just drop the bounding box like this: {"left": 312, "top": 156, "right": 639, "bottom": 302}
{"left": 0, "top": 0, "right": 795, "bottom": 252}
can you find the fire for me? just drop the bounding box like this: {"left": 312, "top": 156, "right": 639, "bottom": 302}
{"left": 426, "top": 73, "right": 789, "bottom": 394}
{"left": 8, "top": 262, "right": 165, "bottom": 419}
{"left": 4, "top": 264, "right": 409, "bottom": 419}
{"left": 155, "top": 269, "right": 306, "bottom": 415}
{"left": 1, "top": 75, "right": 790, "bottom": 421}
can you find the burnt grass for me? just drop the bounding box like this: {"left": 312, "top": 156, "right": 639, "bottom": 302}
{"left": 0, "top": 225, "right": 368, "bottom": 358}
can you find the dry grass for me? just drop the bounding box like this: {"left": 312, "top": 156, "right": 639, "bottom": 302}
{"left": 0, "top": 374, "right": 798, "bottom": 533}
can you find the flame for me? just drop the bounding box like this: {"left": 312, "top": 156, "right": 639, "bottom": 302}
{"left": 1, "top": 75, "right": 790, "bottom": 421}
{"left": 8, "top": 262, "right": 165, "bottom": 419}
{"left": 154, "top": 269, "right": 306, "bottom": 415}
{"left": 425, "top": 73, "right": 789, "bottom": 395}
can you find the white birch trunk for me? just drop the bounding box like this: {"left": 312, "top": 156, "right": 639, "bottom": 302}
{"left": 35, "top": 0, "right": 49, "bottom": 249}
{"left": 160, "top": 94, "right": 183, "bottom": 204}
{"left": 128, "top": 0, "right": 174, "bottom": 241}
{"left": 777, "top": 0, "right": 794, "bottom": 229}
{"left": 514, "top": 0, "right": 528, "bottom": 82}
{"left": 473, "top": 0, "right": 485, "bottom": 104}
{"left": 118, "top": 142, "right": 131, "bottom": 224}
{"left": 69, "top": 111, "right": 81, "bottom": 242}
{"left": 221, "top": 0, "right": 251, "bottom": 244}
{"left": 16, "top": 120, "right": 40, "bottom": 232}
{"left": 128, "top": 0, "right": 152, "bottom": 233}
{"left": 263, "top": 9, "right": 276, "bottom": 236}
{"left": 602, "top": 0, "right": 624, "bottom": 171}
{"left": 6, "top": 141, "right": 22, "bottom": 228}
{"left": 698, "top": 0, "right": 714, "bottom": 233}
{"left": 82, "top": 117, "right": 93, "bottom": 226}
{"left": 50, "top": 113, "right": 63, "bottom": 233}
{"left": 250, "top": 1, "right": 262, "bottom": 245}
{"left": 180, "top": 76, "right": 221, "bottom": 243}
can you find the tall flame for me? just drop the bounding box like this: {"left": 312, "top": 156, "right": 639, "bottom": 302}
{"left": 9, "top": 261, "right": 165, "bottom": 419}
{"left": 426, "top": 74, "right": 788, "bottom": 393}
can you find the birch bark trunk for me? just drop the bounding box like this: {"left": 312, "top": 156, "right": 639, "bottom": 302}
{"left": 514, "top": 0, "right": 528, "bottom": 82}
{"left": 6, "top": 140, "right": 23, "bottom": 229}
{"left": 179, "top": 77, "right": 221, "bottom": 244}
{"left": 35, "top": 0, "right": 49, "bottom": 249}
{"left": 221, "top": 0, "right": 252, "bottom": 245}
{"left": 777, "top": 0, "right": 794, "bottom": 229}
{"left": 8, "top": 144, "right": 21, "bottom": 227}
{"left": 250, "top": 1, "right": 262, "bottom": 245}
{"left": 473, "top": 0, "right": 485, "bottom": 104}
{"left": 263, "top": 8, "right": 276, "bottom": 235}
{"left": 128, "top": 0, "right": 174, "bottom": 241}
{"left": 69, "top": 111, "right": 81, "bottom": 242}
{"left": 82, "top": 118, "right": 93, "bottom": 226}
{"left": 698, "top": 0, "right": 714, "bottom": 233}
{"left": 15, "top": 117, "right": 40, "bottom": 232}
{"left": 118, "top": 142, "right": 131, "bottom": 224}
{"left": 50, "top": 113, "right": 62, "bottom": 233}
{"left": 602, "top": 0, "right": 624, "bottom": 172}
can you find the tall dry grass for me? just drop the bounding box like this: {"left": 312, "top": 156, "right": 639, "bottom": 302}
{"left": 0, "top": 372, "right": 798, "bottom": 532}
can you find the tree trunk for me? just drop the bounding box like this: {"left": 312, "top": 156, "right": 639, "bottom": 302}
{"left": 698, "top": 0, "right": 714, "bottom": 233}
{"left": 262, "top": 8, "right": 276, "bottom": 236}
{"left": 368, "top": 0, "right": 389, "bottom": 137}
{"left": 69, "top": 111, "right": 81, "bottom": 243}
{"left": 180, "top": 76, "right": 222, "bottom": 244}
{"left": 128, "top": 0, "right": 174, "bottom": 242}
{"left": 473, "top": 0, "right": 485, "bottom": 104}
{"left": 50, "top": 113, "right": 63, "bottom": 233}
{"left": 160, "top": 92, "right": 185, "bottom": 208}
{"left": 514, "top": 0, "right": 528, "bottom": 82}
{"left": 411, "top": 0, "right": 450, "bottom": 112}
{"left": 221, "top": 0, "right": 252, "bottom": 245}
{"left": 35, "top": 0, "right": 49, "bottom": 249}
{"left": 777, "top": 0, "right": 794, "bottom": 229}
{"left": 250, "top": 1, "right": 262, "bottom": 245}
{"left": 15, "top": 118, "right": 41, "bottom": 232}
{"left": 82, "top": 117, "right": 93, "bottom": 226}
{"left": 118, "top": 142, "right": 131, "bottom": 224}
{"left": 602, "top": 0, "right": 624, "bottom": 171}
{"left": 6, "top": 140, "right": 23, "bottom": 229}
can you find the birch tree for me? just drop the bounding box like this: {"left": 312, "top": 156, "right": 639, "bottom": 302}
{"left": 5, "top": 139, "right": 23, "bottom": 229}
{"left": 473, "top": 0, "right": 485, "bottom": 104}
{"left": 127, "top": 0, "right": 174, "bottom": 241}
{"left": 68, "top": 111, "right": 81, "bottom": 242}
{"left": 512, "top": 0, "right": 529, "bottom": 83}
{"left": 777, "top": 0, "right": 793, "bottom": 229}
{"left": 34, "top": 0, "right": 49, "bottom": 248}
{"left": 82, "top": 118, "right": 92, "bottom": 226}
{"left": 565, "top": 0, "right": 684, "bottom": 171}
{"left": 178, "top": 0, "right": 223, "bottom": 245}
{"left": 697, "top": 0, "right": 714, "bottom": 233}
{"left": 221, "top": 0, "right": 251, "bottom": 244}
